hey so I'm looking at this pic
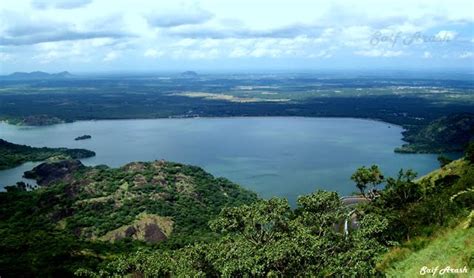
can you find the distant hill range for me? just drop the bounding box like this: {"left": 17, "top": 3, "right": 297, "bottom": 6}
{"left": 180, "top": 71, "right": 198, "bottom": 78}
{"left": 0, "top": 71, "right": 73, "bottom": 80}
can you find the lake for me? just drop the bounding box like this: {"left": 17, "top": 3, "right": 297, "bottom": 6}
{"left": 0, "top": 117, "right": 442, "bottom": 203}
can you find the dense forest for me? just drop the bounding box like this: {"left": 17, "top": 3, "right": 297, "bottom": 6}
{"left": 0, "top": 143, "right": 472, "bottom": 277}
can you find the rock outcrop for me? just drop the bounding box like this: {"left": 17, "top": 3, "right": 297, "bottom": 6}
{"left": 99, "top": 213, "right": 173, "bottom": 244}
{"left": 24, "top": 160, "right": 85, "bottom": 186}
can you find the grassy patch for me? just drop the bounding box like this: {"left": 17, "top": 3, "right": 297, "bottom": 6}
{"left": 379, "top": 221, "right": 474, "bottom": 277}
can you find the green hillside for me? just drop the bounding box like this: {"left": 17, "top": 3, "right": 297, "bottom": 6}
{"left": 0, "top": 160, "right": 257, "bottom": 276}
{"left": 380, "top": 220, "right": 473, "bottom": 277}
{"left": 396, "top": 113, "right": 474, "bottom": 153}
{"left": 87, "top": 149, "right": 473, "bottom": 277}
{"left": 377, "top": 156, "right": 474, "bottom": 277}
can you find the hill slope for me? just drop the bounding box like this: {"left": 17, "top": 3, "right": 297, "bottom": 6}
{"left": 0, "top": 159, "right": 257, "bottom": 276}
{"left": 396, "top": 113, "right": 474, "bottom": 153}
{"left": 377, "top": 157, "right": 474, "bottom": 276}
{"left": 381, "top": 222, "right": 473, "bottom": 277}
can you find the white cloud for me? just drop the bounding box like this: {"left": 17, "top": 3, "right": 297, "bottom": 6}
{"left": 0, "top": 0, "right": 473, "bottom": 71}
{"left": 103, "top": 51, "right": 119, "bottom": 61}
{"left": 307, "top": 47, "right": 335, "bottom": 58}
{"left": 249, "top": 47, "right": 282, "bottom": 58}
{"left": 459, "top": 51, "right": 473, "bottom": 59}
{"left": 144, "top": 49, "right": 163, "bottom": 58}
{"left": 174, "top": 39, "right": 197, "bottom": 47}
{"left": 354, "top": 49, "right": 404, "bottom": 57}
{"left": 229, "top": 47, "right": 249, "bottom": 58}
{"left": 189, "top": 48, "right": 220, "bottom": 59}
{"left": 29, "top": 39, "right": 110, "bottom": 64}
{"left": 0, "top": 52, "right": 12, "bottom": 62}
{"left": 146, "top": 7, "right": 213, "bottom": 28}
{"left": 435, "top": 30, "right": 457, "bottom": 41}
{"left": 31, "top": 0, "right": 92, "bottom": 9}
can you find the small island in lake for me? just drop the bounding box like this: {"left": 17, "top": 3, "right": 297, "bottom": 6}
{"left": 74, "top": 135, "right": 92, "bottom": 141}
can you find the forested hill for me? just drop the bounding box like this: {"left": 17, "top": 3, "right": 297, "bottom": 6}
{"left": 378, "top": 154, "right": 474, "bottom": 275}
{"left": 0, "top": 139, "right": 95, "bottom": 170}
{"left": 0, "top": 159, "right": 257, "bottom": 276}
{"left": 396, "top": 113, "right": 474, "bottom": 153}
{"left": 81, "top": 145, "right": 473, "bottom": 277}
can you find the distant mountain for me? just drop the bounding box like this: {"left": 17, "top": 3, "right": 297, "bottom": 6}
{"left": 0, "top": 71, "right": 73, "bottom": 80}
{"left": 54, "top": 71, "right": 74, "bottom": 78}
{"left": 180, "top": 71, "right": 198, "bottom": 78}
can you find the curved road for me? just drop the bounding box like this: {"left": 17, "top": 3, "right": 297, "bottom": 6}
{"left": 341, "top": 196, "right": 369, "bottom": 206}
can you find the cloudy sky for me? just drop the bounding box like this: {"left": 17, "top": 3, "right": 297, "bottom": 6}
{"left": 0, "top": 0, "right": 473, "bottom": 73}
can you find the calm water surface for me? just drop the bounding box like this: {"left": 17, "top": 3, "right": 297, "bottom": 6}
{"left": 0, "top": 117, "right": 441, "bottom": 203}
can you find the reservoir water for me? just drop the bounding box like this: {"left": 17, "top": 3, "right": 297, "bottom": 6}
{"left": 0, "top": 117, "right": 441, "bottom": 203}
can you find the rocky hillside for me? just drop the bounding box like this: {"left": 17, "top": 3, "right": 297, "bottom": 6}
{"left": 0, "top": 159, "right": 257, "bottom": 276}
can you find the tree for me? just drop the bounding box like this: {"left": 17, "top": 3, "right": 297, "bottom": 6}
{"left": 351, "top": 165, "right": 384, "bottom": 199}
{"left": 210, "top": 197, "right": 292, "bottom": 246}
{"left": 83, "top": 191, "right": 388, "bottom": 277}
{"left": 381, "top": 169, "right": 420, "bottom": 208}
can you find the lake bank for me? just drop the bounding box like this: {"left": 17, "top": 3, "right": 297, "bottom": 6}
{"left": 0, "top": 117, "right": 444, "bottom": 204}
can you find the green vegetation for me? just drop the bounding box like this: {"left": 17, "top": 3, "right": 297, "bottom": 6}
{"left": 0, "top": 139, "right": 95, "bottom": 170}
{"left": 379, "top": 221, "right": 473, "bottom": 277}
{"left": 350, "top": 164, "right": 383, "bottom": 199}
{"left": 396, "top": 113, "right": 474, "bottom": 153}
{"left": 357, "top": 157, "right": 473, "bottom": 244}
{"left": 466, "top": 141, "right": 474, "bottom": 163}
{"left": 0, "top": 75, "right": 472, "bottom": 153}
{"left": 82, "top": 149, "right": 473, "bottom": 277}
{"left": 372, "top": 158, "right": 474, "bottom": 276}
{"left": 78, "top": 192, "right": 388, "bottom": 277}
{"left": 0, "top": 140, "right": 472, "bottom": 276}
{"left": 3, "top": 115, "right": 64, "bottom": 126}
{"left": 0, "top": 160, "right": 257, "bottom": 276}
{"left": 437, "top": 155, "right": 454, "bottom": 167}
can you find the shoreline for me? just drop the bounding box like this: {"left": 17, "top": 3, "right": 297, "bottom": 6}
{"left": 0, "top": 115, "right": 405, "bottom": 130}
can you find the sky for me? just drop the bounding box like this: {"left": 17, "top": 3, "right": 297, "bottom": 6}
{"left": 0, "top": 0, "right": 473, "bottom": 73}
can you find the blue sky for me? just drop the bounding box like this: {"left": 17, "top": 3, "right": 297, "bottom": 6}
{"left": 0, "top": 0, "right": 473, "bottom": 73}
